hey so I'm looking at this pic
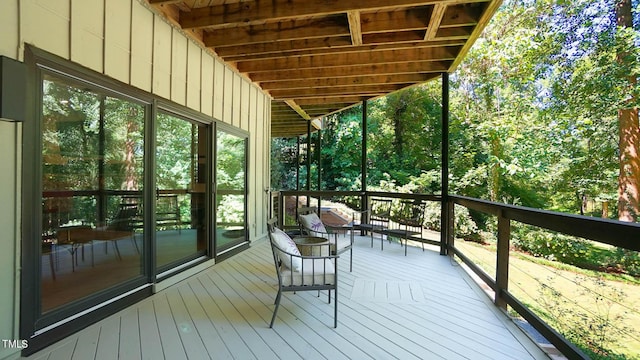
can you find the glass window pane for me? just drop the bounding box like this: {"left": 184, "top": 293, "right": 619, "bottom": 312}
{"left": 216, "top": 130, "right": 247, "bottom": 253}
{"left": 41, "top": 74, "right": 145, "bottom": 313}
{"left": 155, "top": 112, "right": 208, "bottom": 269}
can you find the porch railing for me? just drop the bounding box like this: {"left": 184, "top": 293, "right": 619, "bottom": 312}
{"left": 274, "top": 190, "right": 640, "bottom": 360}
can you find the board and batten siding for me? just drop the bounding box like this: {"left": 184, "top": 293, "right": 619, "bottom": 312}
{"left": 0, "top": 0, "right": 271, "bottom": 245}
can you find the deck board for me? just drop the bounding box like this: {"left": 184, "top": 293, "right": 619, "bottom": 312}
{"left": 93, "top": 316, "right": 119, "bottom": 360}
{"left": 117, "top": 306, "right": 142, "bottom": 360}
{"left": 177, "top": 284, "right": 234, "bottom": 360}
{"left": 136, "top": 300, "right": 162, "bottom": 360}
{"left": 25, "top": 236, "right": 550, "bottom": 360}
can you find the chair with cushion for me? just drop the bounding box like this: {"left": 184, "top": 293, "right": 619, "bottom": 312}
{"left": 297, "top": 206, "right": 353, "bottom": 271}
{"left": 267, "top": 217, "right": 338, "bottom": 328}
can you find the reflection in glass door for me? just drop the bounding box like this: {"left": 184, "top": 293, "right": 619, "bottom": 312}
{"left": 40, "top": 73, "right": 145, "bottom": 313}
{"left": 215, "top": 128, "right": 248, "bottom": 254}
{"left": 155, "top": 112, "right": 209, "bottom": 271}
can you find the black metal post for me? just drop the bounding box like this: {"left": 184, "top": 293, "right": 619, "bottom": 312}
{"left": 361, "top": 100, "right": 368, "bottom": 231}
{"left": 296, "top": 136, "right": 300, "bottom": 191}
{"left": 306, "top": 120, "right": 311, "bottom": 206}
{"left": 317, "top": 118, "right": 322, "bottom": 191}
{"left": 362, "top": 101, "right": 368, "bottom": 194}
{"left": 440, "top": 73, "right": 450, "bottom": 256}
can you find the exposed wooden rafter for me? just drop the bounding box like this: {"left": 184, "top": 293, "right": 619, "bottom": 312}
{"left": 145, "top": 0, "right": 503, "bottom": 137}
{"left": 347, "top": 11, "right": 363, "bottom": 46}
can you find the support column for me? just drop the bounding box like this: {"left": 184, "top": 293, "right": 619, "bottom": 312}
{"left": 440, "top": 73, "right": 450, "bottom": 256}
{"left": 317, "top": 118, "right": 322, "bottom": 191}
{"left": 306, "top": 121, "right": 311, "bottom": 192}
{"left": 361, "top": 100, "right": 368, "bottom": 217}
{"left": 296, "top": 136, "right": 300, "bottom": 191}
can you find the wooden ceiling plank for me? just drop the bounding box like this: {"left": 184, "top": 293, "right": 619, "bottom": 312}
{"left": 237, "top": 46, "right": 460, "bottom": 72}
{"left": 436, "top": 26, "right": 473, "bottom": 39}
{"left": 347, "top": 11, "right": 363, "bottom": 46}
{"left": 221, "top": 37, "right": 465, "bottom": 62}
{"left": 215, "top": 37, "right": 352, "bottom": 58}
{"left": 250, "top": 61, "right": 450, "bottom": 82}
{"left": 360, "top": 7, "right": 431, "bottom": 33}
{"left": 270, "top": 84, "right": 405, "bottom": 99}
{"left": 440, "top": 3, "right": 484, "bottom": 28}
{"left": 204, "top": 16, "right": 349, "bottom": 47}
{"left": 294, "top": 96, "right": 369, "bottom": 105}
{"left": 260, "top": 73, "right": 433, "bottom": 91}
{"left": 425, "top": 3, "right": 447, "bottom": 40}
{"left": 180, "top": 0, "right": 469, "bottom": 30}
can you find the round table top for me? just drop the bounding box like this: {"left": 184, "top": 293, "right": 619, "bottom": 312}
{"left": 293, "top": 236, "right": 328, "bottom": 245}
{"left": 293, "top": 236, "right": 329, "bottom": 256}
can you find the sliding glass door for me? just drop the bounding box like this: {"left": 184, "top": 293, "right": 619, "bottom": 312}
{"left": 155, "top": 112, "right": 209, "bottom": 272}
{"left": 215, "top": 127, "right": 248, "bottom": 254}
{"left": 40, "top": 73, "right": 146, "bottom": 313}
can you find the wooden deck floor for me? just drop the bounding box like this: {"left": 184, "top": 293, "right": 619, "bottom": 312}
{"left": 25, "top": 236, "right": 550, "bottom": 360}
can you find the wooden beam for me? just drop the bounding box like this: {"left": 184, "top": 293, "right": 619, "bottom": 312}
{"left": 284, "top": 100, "right": 312, "bottom": 120}
{"left": 179, "top": 0, "right": 474, "bottom": 30}
{"left": 294, "top": 96, "right": 370, "bottom": 105}
{"left": 221, "top": 38, "right": 465, "bottom": 62}
{"left": 249, "top": 61, "right": 450, "bottom": 82}
{"left": 347, "top": 11, "right": 363, "bottom": 46}
{"left": 215, "top": 37, "right": 353, "bottom": 58}
{"left": 270, "top": 84, "right": 405, "bottom": 99}
{"left": 238, "top": 46, "right": 460, "bottom": 72}
{"left": 203, "top": 16, "right": 349, "bottom": 47}
{"left": 260, "top": 73, "right": 435, "bottom": 91}
{"left": 425, "top": 4, "right": 447, "bottom": 40}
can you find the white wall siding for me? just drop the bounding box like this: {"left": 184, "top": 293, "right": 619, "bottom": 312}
{"left": 223, "top": 67, "right": 233, "bottom": 125}
{"left": 213, "top": 60, "right": 224, "bottom": 120}
{"left": 22, "top": 0, "right": 70, "bottom": 59}
{"left": 0, "top": 1, "right": 19, "bottom": 59}
{"left": 200, "top": 55, "right": 214, "bottom": 117}
{"left": 71, "top": 0, "right": 104, "bottom": 73}
{"left": 186, "top": 41, "right": 201, "bottom": 111}
{"left": 152, "top": 17, "right": 172, "bottom": 99}
{"left": 130, "top": 0, "right": 153, "bottom": 92}
{"left": 170, "top": 31, "right": 187, "bottom": 105}
{"left": 105, "top": 0, "right": 132, "bottom": 84}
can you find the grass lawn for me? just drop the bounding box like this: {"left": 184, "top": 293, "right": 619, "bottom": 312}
{"left": 453, "top": 239, "right": 640, "bottom": 359}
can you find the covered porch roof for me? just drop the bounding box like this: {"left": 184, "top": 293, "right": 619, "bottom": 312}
{"left": 146, "top": 0, "right": 502, "bottom": 137}
{"left": 24, "top": 236, "right": 549, "bottom": 359}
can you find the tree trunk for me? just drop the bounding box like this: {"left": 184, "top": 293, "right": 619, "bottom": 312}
{"left": 616, "top": 0, "right": 640, "bottom": 222}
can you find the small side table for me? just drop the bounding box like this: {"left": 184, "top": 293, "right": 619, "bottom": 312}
{"left": 293, "top": 236, "right": 329, "bottom": 256}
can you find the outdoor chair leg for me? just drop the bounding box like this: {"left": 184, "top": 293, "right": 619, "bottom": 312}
{"left": 350, "top": 248, "right": 353, "bottom": 272}
{"left": 334, "top": 286, "right": 338, "bottom": 328}
{"left": 270, "top": 289, "right": 283, "bottom": 328}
